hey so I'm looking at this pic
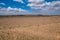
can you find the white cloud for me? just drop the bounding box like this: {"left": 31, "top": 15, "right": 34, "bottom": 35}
{"left": 27, "top": 0, "right": 60, "bottom": 15}
{"left": 0, "top": 3, "right": 5, "bottom": 5}
{"left": 37, "top": 1, "right": 60, "bottom": 15}
{"left": 7, "top": 7, "right": 26, "bottom": 12}
{"left": 28, "top": 0, "right": 44, "bottom": 3}
{"left": 27, "top": 0, "right": 44, "bottom": 9}
{"left": 27, "top": 2, "right": 50, "bottom": 9}
{"left": 28, "top": 1, "right": 60, "bottom": 11}
{"left": 0, "top": 7, "right": 31, "bottom": 15}
{"left": 13, "top": 0, "right": 24, "bottom": 3}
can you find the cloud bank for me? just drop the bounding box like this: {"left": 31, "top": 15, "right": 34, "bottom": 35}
{"left": 0, "top": 7, "right": 33, "bottom": 15}
{"left": 0, "top": 0, "right": 60, "bottom": 15}
{"left": 27, "top": 0, "right": 60, "bottom": 15}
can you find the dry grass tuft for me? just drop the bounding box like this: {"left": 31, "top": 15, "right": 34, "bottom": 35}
{"left": 0, "top": 16, "right": 60, "bottom": 40}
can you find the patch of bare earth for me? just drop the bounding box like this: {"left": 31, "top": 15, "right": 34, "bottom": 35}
{"left": 0, "top": 16, "right": 60, "bottom": 40}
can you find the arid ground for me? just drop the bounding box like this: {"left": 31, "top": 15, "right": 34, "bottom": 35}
{"left": 0, "top": 16, "right": 60, "bottom": 40}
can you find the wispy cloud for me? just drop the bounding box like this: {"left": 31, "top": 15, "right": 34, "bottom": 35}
{"left": 13, "top": 0, "right": 24, "bottom": 3}
{"left": 0, "top": 3, "right": 5, "bottom": 6}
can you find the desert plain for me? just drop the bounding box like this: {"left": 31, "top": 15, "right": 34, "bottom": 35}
{"left": 0, "top": 16, "right": 60, "bottom": 40}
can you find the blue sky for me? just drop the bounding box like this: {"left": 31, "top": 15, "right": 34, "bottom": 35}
{"left": 0, "top": 0, "right": 60, "bottom": 15}
{"left": 0, "top": 0, "right": 30, "bottom": 9}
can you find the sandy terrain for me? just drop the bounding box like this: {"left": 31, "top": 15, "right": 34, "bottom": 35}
{"left": 0, "top": 16, "right": 60, "bottom": 40}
